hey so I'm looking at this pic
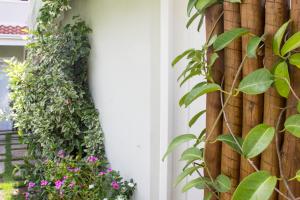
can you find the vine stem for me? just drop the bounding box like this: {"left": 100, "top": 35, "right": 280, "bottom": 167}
{"left": 275, "top": 108, "right": 297, "bottom": 200}
{"left": 220, "top": 88, "right": 293, "bottom": 200}
{"left": 206, "top": 11, "right": 224, "bottom": 44}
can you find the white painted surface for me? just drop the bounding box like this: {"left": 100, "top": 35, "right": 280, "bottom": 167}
{"left": 28, "top": 0, "right": 207, "bottom": 199}
{"left": 0, "top": 0, "right": 30, "bottom": 26}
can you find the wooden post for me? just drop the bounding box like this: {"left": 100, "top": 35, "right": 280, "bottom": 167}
{"left": 239, "top": 0, "right": 265, "bottom": 180}
{"left": 205, "top": 4, "right": 224, "bottom": 200}
{"left": 279, "top": 0, "right": 300, "bottom": 198}
{"left": 260, "top": 0, "right": 288, "bottom": 199}
{"left": 220, "top": 2, "right": 242, "bottom": 200}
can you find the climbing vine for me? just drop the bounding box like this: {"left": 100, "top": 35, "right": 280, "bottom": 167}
{"left": 164, "top": 1, "right": 300, "bottom": 200}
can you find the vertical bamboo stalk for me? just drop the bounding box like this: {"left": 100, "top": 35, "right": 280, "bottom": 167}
{"left": 239, "top": 0, "right": 265, "bottom": 180}
{"left": 205, "top": 4, "right": 224, "bottom": 200}
{"left": 220, "top": 2, "right": 242, "bottom": 200}
{"left": 279, "top": 0, "right": 300, "bottom": 198}
{"left": 260, "top": 0, "right": 288, "bottom": 199}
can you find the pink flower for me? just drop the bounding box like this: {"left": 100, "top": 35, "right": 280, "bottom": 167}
{"left": 40, "top": 180, "right": 48, "bottom": 186}
{"left": 87, "top": 156, "right": 98, "bottom": 163}
{"left": 63, "top": 176, "right": 68, "bottom": 180}
{"left": 99, "top": 171, "right": 106, "bottom": 176}
{"left": 57, "top": 150, "right": 65, "bottom": 158}
{"left": 55, "top": 180, "right": 63, "bottom": 190}
{"left": 107, "top": 168, "right": 112, "bottom": 173}
{"left": 111, "top": 181, "right": 120, "bottom": 190}
{"left": 28, "top": 182, "right": 35, "bottom": 189}
{"left": 69, "top": 181, "right": 76, "bottom": 188}
{"left": 25, "top": 192, "right": 30, "bottom": 200}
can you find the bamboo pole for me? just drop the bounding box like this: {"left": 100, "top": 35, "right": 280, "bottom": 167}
{"left": 279, "top": 0, "right": 300, "bottom": 198}
{"left": 239, "top": 0, "right": 265, "bottom": 180}
{"left": 205, "top": 4, "right": 224, "bottom": 200}
{"left": 220, "top": 2, "right": 242, "bottom": 200}
{"left": 260, "top": 0, "right": 288, "bottom": 199}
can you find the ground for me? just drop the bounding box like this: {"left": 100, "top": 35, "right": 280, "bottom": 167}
{"left": 0, "top": 131, "right": 27, "bottom": 200}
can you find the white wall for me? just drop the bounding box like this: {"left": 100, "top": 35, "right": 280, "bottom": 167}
{"left": 30, "top": 0, "right": 207, "bottom": 199}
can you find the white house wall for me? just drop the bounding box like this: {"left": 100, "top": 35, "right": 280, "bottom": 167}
{"left": 29, "top": 0, "right": 206, "bottom": 199}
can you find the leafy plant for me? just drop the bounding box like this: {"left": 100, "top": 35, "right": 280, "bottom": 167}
{"left": 163, "top": 1, "right": 300, "bottom": 200}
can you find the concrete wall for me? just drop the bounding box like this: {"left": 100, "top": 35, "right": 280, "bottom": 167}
{"left": 30, "top": 0, "right": 207, "bottom": 199}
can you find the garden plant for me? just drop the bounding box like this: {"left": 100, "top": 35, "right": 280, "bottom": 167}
{"left": 5, "top": 0, "right": 136, "bottom": 199}
{"left": 163, "top": 0, "right": 300, "bottom": 200}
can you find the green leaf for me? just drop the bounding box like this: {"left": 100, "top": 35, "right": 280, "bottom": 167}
{"left": 186, "top": 12, "right": 201, "bottom": 29}
{"left": 195, "top": 0, "right": 218, "bottom": 12}
{"left": 281, "top": 32, "right": 300, "bottom": 56}
{"left": 289, "top": 53, "right": 300, "bottom": 69}
{"left": 185, "top": 83, "right": 221, "bottom": 107}
{"left": 172, "top": 49, "right": 194, "bottom": 67}
{"left": 214, "top": 174, "right": 231, "bottom": 192}
{"left": 274, "top": 61, "right": 290, "bottom": 98}
{"left": 179, "top": 82, "right": 206, "bottom": 106}
{"left": 207, "top": 34, "right": 217, "bottom": 47}
{"left": 284, "top": 114, "right": 300, "bottom": 138}
{"left": 242, "top": 124, "right": 275, "bottom": 158}
{"left": 182, "top": 177, "right": 207, "bottom": 192}
{"left": 297, "top": 102, "right": 300, "bottom": 113}
{"left": 162, "top": 134, "right": 197, "bottom": 161}
{"left": 232, "top": 171, "right": 277, "bottom": 200}
{"left": 204, "top": 193, "right": 212, "bottom": 200}
{"left": 187, "top": 0, "right": 197, "bottom": 16}
{"left": 197, "top": 15, "right": 205, "bottom": 32}
{"left": 227, "top": 0, "right": 241, "bottom": 2}
{"left": 180, "top": 70, "right": 199, "bottom": 86}
{"left": 174, "top": 165, "right": 202, "bottom": 186}
{"left": 189, "top": 110, "right": 206, "bottom": 127}
{"left": 213, "top": 28, "right": 249, "bottom": 51}
{"left": 247, "top": 36, "right": 263, "bottom": 58}
{"left": 181, "top": 147, "right": 203, "bottom": 161}
{"left": 216, "top": 134, "right": 243, "bottom": 155}
{"left": 273, "top": 20, "right": 290, "bottom": 56}
{"left": 208, "top": 53, "right": 219, "bottom": 67}
{"left": 238, "top": 68, "right": 274, "bottom": 95}
{"left": 296, "top": 170, "right": 300, "bottom": 182}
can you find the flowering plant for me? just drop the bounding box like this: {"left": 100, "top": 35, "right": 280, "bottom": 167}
{"left": 24, "top": 153, "right": 135, "bottom": 200}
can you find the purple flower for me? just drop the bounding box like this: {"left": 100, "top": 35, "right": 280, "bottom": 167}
{"left": 87, "top": 156, "right": 98, "bottom": 163}
{"left": 40, "top": 180, "right": 48, "bottom": 186}
{"left": 63, "top": 176, "right": 68, "bottom": 180}
{"left": 28, "top": 182, "right": 35, "bottom": 189}
{"left": 57, "top": 150, "right": 65, "bottom": 158}
{"left": 55, "top": 180, "right": 63, "bottom": 190}
{"left": 111, "top": 181, "right": 120, "bottom": 190}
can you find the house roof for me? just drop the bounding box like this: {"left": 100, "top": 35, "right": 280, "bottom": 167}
{"left": 0, "top": 25, "right": 28, "bottom": 35}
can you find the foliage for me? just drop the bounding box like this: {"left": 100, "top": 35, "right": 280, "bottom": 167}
{"left": 23, "top": 152, "right": 135, "bottom": 200}
{"left": 5, "top": 0, "right": 136, "bottom": 199}
{"left": 163, "top": 1, "right": 300, "bottom": 200}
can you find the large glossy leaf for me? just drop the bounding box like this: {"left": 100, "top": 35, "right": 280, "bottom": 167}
{"left": 281, "top": 32, "right": 300, "bottom": 56}
{"left": 189, "top": 110, "right": 206, "bottom": 127}
{"left": 208, "top": 53, "right": 219, "bottom": 67}
{"left": 232, "top": 171, "right": 277, "bottom": 200}
{"left": 274, "top": 61, "right": 290, "bottom": 98}
{"left": 174, "top": 165, "right": 202, "bottom": 186}
{"left": 204, "top": 193, "right": 212, "bottom": 200}
{"left": 213, "top": 28, "right": 249, "bottom": 51}
{"left": 273, "top": 20, "right": 290, "bottom": 56}
{"left": 214, "top": 174, "right": 231, "bottom": 192}
{"left": 162, "top": 134, "right": 197, "bottom": 161}
{"left": 289, "top": 53, "right": 300, "bottom": 69}
{"left": 185, "top": 83, "right": 221, "bottom": 107}
{"left": 284, "top": 114, "right": 300, "bottom": 138}
{"left": 195, "top": 0, "right": 218, "bottom": 12}
{"left": 172, "top": 49, "right": 194, "bottom": 67}
{"left": 247, "top": 36, "right": 263, "bottom": 58}
{"left": 187, "top": 0, "right": 197, "bottom": 16}
{"left": 179, "top": 82, "right": 206, "bottom": 106}
{"left": 238, "top": 68, "right": 274, "bottom": 95}
{"left": 216, "top": 134, "right": 243, "bottom": 155}
{"left": 186, "top": 12, "right": 201, "bottom": 29}
{"left": 180, "top": 147, "right": 203, "bottom": 161}
{"left": 242, "top": 124, "right": 275, "bottom": 158}
{"left": 182, "top": 177, "right": 207, "bottom": 192}
{"left": 207, "top": 34, "right": 217, "bottom": 47}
